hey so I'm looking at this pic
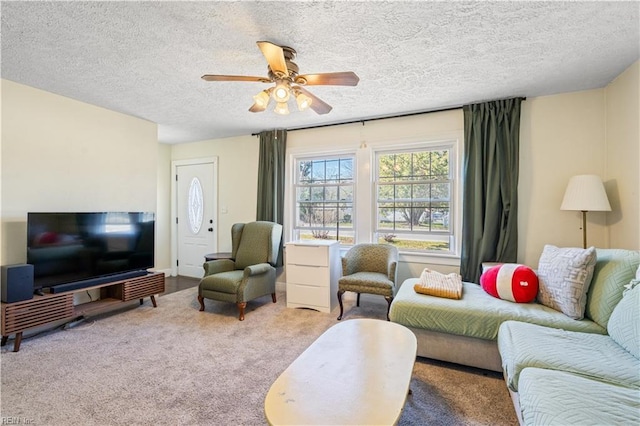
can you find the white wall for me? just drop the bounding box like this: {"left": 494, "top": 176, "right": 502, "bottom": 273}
{"left": 1, "top": 80, "right": 158, "bottom": 265}
{"left": 605, "top": 60, "right": 640, "bottom": 250}
{"left": 518, "top": 89, "right": 609, "bottom": 266}
{"left": 156, "top": 143, "right": 172, "bottom": 272}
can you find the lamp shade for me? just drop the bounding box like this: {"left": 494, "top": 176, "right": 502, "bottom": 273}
{"left": 560, "top": 174, "right": 611, "bottom": 212}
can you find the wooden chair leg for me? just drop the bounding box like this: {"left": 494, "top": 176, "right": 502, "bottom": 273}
{"left": 337, "top": 290, "right": 345, "bottom": 320}
{"left": 271, "top": 292, "right": 277, "bottom": 303}
{"left": 384, "top": 296, "right": 393, "bottom": 321}
{"left": 237, "top": 302, "right": 246, "bottom": 321}
{"left": 198, "top": 295, "right": 205, "bottom": 311}
{"left": 356, "top": 293, "right": 361, "bottom": 307}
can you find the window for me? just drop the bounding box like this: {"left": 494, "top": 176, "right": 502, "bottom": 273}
{"left": 375, "top": 147, "right": 453, "bottom": 252}
{"left": 293, "top": 155, "right": 355, "bottom": 244}
{"left": 287, "top": 136, "right": 460, "bottom": 258}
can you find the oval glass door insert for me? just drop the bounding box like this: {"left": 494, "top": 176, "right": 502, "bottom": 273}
{"left": 188, "top": 177, "right": 204, "bottom": 234}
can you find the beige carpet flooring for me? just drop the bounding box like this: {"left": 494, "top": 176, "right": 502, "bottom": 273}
{"left": 1, "top": 286, "right": 518, "bottom": 425}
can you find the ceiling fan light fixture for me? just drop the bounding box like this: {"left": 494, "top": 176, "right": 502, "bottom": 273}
{"left": 295, "top": 91, "right": 313, "bottom": 111}
{"left": 273, "top": 81, "right": 291, "bottom": 103}
{"left": 253, "top": 90, "right": 271, "bottom": 108}
{"left": 274, "top": 101, "right": 290, "bottom": 115}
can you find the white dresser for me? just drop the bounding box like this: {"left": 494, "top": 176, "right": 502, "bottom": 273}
{"left": 285, "top": 240, "right": 342, "bottom": 313}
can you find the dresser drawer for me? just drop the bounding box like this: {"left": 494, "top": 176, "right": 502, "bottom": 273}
{"left": 287, "top": 264, "right": 329, "bottom": 287}
{"left": 287, "top": 283, "right": 327, "bottom": 307}
{"left": 286, "top": 244, "right": 328, "bottom": 267}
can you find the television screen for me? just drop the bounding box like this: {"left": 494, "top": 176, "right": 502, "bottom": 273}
{"left": 27, "top": 212, "right": 155, "bottom": 291}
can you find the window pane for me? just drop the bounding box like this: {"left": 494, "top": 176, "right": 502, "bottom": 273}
{"left": 431, "top": 182, "right": 450, "bottom": 200}
{"left": 338, "top": 204, "right": 352, "bottom": 226}
{"left": 339, "top": 186, "right": 353, "bottom": 201}
{"left": 325, "top": 160, "right": 339, "bottom": 182}
{"left": 395, "top": 184, "right": 412, "bottom": 201}
{"left": 294, "top": 155, "right": 355, "bottom": 244}
{"left": 375, "top": 146, "right": 454, "bottom": 251}
{"left": 413, "top": 152, "right": 430, "bottom": 178}
{"left": 298, "top": 161, "right": 313, "bottom": 182}
{"left": 377, "top": 184, "right": 394, "bottom": 201}
{"left": 310, "top": 187, "right": 325, "bottom": 201}
{"left": 311, "top": 161, "right": 325, "bottom": 181}
{"left": 413, "top": 184, "right": 430, "bottom": 201}
{"left": 296, "top": 186, "right": 311, "bottom": 202}
{"left": 340, "top": 159, "right": 354, "bottom": 181}
{"left": 325, "top": 186, "right": 338, "bottom": 201}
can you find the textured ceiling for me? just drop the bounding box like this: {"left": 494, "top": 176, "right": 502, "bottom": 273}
{"left": 2, "top": 1, "right": 639, "bottom": 144}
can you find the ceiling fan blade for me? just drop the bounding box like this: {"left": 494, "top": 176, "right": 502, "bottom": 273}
{"left": 248, "top": 103, "right": 266, "bottom": 113}
{"left": 257, "top": 41, "right": 289, "bottom": 78}
{"left": 295, "top": 86, "right": 332, "bottom": 115}
{"left": 201, "top": 74, "right": 271, "bottom": 83}
{"left": 295, "top": 71, "right": 359, "bottom": 86}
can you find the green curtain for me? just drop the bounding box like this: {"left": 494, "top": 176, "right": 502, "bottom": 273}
{"left": 460, "top": 98, "right": 524, "bottom": 284}
{"left": 256, "top": 129, "right": 286, "bottom": 266}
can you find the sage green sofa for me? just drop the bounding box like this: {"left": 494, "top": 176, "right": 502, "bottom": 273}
{"left": 498, "top": 275, "right": 640, "bottom": 425}
{"left": 389, "top": 249, "right": 640, "bottom": 372}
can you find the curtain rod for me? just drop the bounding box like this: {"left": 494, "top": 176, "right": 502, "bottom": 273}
{"left": 252, "top": 97, "right": 526, "bottom": 136}
{"left": 252, "top": 105, "right": 458, "bottom": 136}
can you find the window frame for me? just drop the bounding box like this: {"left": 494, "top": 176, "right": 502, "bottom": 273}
{"left": 291, "top": 153, "right": 357, "bottom": 244}
{"left": 285, "top": 134, "right": 462, "bottom": 264}
{"left": 373, "top": 143, "right": 456, "bottom": 255}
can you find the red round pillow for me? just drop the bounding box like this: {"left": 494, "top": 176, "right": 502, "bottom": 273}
{"left": 480, "top": 264, "right": 538, "bottom": 303}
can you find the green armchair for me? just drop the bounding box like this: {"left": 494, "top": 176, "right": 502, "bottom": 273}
{"left": 337, "top": 243, "right": 398, "bottom": 321}
{"left": 198, "top": 221, "right": 283, "bottom": 321}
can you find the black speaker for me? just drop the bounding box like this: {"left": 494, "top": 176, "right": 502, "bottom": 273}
{"left": 1, "top": 264, "right": 34, "bottom": 303}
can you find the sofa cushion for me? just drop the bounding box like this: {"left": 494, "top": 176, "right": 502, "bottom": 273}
{"left": 607, "top": 283, "right": 640, "bottom": 359}
{"left": 498, "top": 320, "right": 640, "bottom": 392}
{"left": 518, "top": 368, "right": 640, "bottom": 426}
{"left": 586, "top": 249, "right": 640, "bottom": 328}
{"left": 390, "top": 279, "right": 605, "bottom": 341}
{"left": 536, "top": 245, "right": 596, "bottom": 319}
{"left": 480, "top": 264, "right": 538, "bottom": 303}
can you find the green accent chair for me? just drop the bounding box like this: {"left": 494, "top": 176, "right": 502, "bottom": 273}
{"left": 198, "top": 221, "right": 283, "bottom": 321}
{"left": 337, "top": 243, "right": 398, "bottom": 321}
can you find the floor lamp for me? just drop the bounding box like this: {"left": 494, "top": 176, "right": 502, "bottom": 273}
{"left": 560, "top": 174, "right": 611, "bottom": 249}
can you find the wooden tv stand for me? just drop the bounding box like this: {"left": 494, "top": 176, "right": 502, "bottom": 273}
{"left": 1, "top": 272, "right": 165, "bottom": 352}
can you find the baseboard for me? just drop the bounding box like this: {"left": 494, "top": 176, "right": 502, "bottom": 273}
{"left": 149, "top": 268, "right": 172, "bottom": 277}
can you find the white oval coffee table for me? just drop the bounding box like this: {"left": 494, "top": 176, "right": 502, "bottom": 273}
{"left": 264, "top": 318, "right": 417, "bottom": 425}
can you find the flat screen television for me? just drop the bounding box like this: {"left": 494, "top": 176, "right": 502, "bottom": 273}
{"left": 27, "top": 212, "right": 155, "bottom": 293}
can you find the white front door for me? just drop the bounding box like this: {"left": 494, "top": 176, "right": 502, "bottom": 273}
{"left": 176, "top": 160, "right": 218, "bottom": 278}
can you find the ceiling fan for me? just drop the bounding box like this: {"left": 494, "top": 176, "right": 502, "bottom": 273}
{"left": 201, "top": 41, "right": 359, "bottom": 115}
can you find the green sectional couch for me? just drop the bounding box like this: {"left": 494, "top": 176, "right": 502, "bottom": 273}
{"left": 390, "top": 248, "right": 639, "bottom": 424}
{"left": 498, "top": 266, "right": 640, "bottom": 425}
{"left": 389, "top": 248, "right": 640, "bottom": 371}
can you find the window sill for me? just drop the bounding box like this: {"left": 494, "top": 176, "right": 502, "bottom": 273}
{"left": 337, "top": 246, "right": 460, "bottom": 267}
{"left": 399, "top": 251, "right": 461, "bottom": 266}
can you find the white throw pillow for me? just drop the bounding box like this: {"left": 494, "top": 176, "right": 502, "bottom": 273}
{"left": 536, "top": 245, "right": 597, "bottom": 319}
